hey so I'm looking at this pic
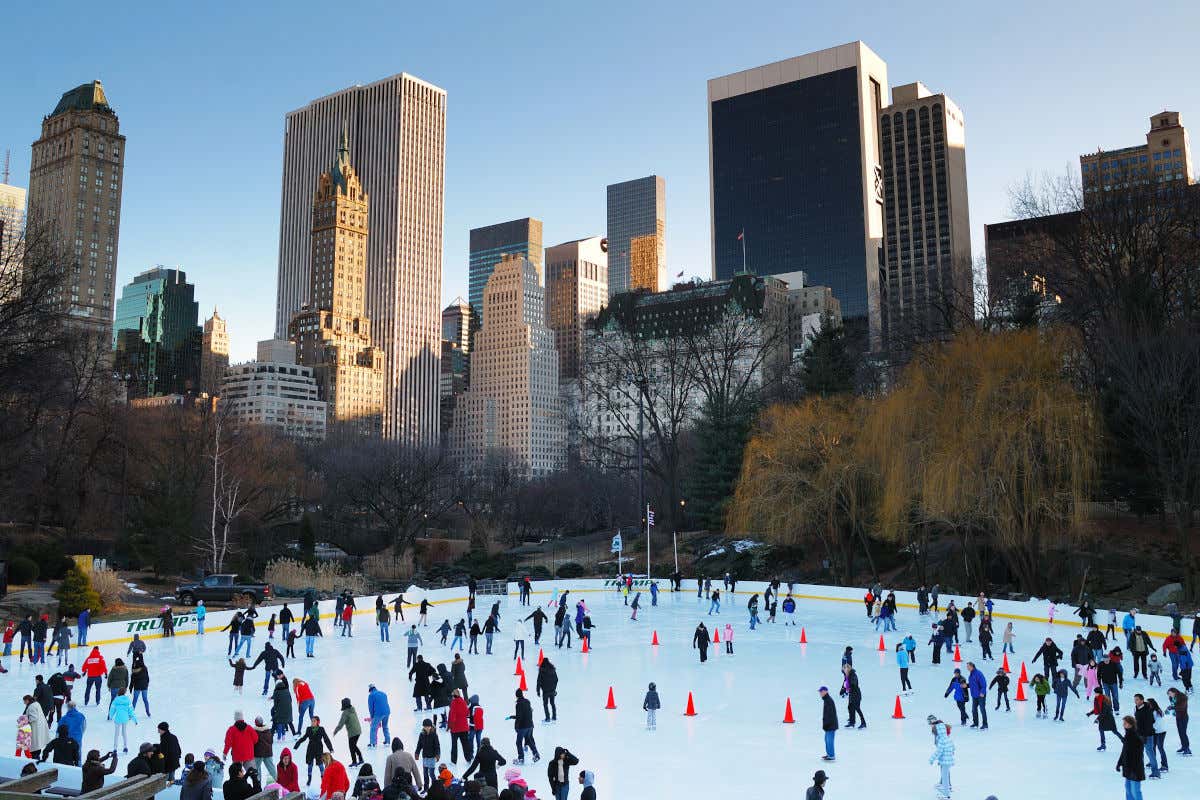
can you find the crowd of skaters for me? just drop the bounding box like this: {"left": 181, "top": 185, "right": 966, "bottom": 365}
{"left": 3, "top": 581, "right": 602, "bottom": 800}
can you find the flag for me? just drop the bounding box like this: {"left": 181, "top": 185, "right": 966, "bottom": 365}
{"left": 611, "top": 533, "right": 623, "bottom": 553}
{"left": 737, "top": 229, "right": 744, "bottom": 241}
{"left": 647, "top": 509, "right": 656, "bottom": 528}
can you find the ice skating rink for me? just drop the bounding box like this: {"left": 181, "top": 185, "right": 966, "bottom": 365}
{"left": 0, "top": 581, "right": 1192, "bottom": 799}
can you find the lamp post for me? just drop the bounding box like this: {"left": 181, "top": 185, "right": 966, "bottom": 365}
{"left": 674, "top": 499, "right": 686, "bottom": 575}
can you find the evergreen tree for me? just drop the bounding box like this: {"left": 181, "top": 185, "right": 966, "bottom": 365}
{"left": 799, "top": 319, "right": 856, "bottom": 396}
{"left": 54, "top": 564, "right": 102, "bottom": 616}
{"left": 298, "top": 513, "right": 317, "bottom": 565}
{"left": 685, "top": 400, "right": 754, "bottom": 532}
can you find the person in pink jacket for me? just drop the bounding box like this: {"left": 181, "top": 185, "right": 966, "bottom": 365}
{"left": 724, "top": 624, "right": 734, "bottom": 655}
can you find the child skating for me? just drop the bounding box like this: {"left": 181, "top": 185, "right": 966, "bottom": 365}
{"left": 724, "top": 624, "right": 733, "bottom": 654}
{"left": 642, "top": 682, "right": 660, "bottom": 730}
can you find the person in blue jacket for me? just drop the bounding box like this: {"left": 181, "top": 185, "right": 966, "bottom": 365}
{"left": 782, "top": 595, "right": 797, "bottom": 626}
{"left": 896, "top": 643, "right": 912, "bottom": 692}
{"left": 903, "top": 633, "right": 918, "bottom": 665}
{"left": 77, "top": 609, "right": 91, "bottom": 648}
{"left": 1051, "top": 668, "right": 1080, "bottom": 721}
{"left": 60, "top": 701, "right": 87, "bottom": 752}
{"left": 649, "top": 581, "right": 658, "bottom": 607}
{"left": 966, "top": 662, "right": 988, "bottom": 729}
{"left": 367, "top": 684, "right": 391, "bottom": 749}
{"left": 943, "top": 669, "right": 969, "bottom": 724}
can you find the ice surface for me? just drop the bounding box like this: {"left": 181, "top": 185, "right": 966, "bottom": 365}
{"left": 1, "top": 582, "right": 1193, "bottom": 799}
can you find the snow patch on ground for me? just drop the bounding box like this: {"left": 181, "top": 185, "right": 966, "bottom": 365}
{"left": 123, "top": 581, "right": 148, "bottom": 595}
{"left": 703, "top": 539, "right": 764, "bottom": 559}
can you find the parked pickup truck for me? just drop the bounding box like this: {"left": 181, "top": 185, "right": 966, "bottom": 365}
{"left": 175, "top": 574, "right": 272, "bottom": 605}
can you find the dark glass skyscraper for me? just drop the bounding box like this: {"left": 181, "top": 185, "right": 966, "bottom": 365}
{"left": 468, "top": 217, "right": 542, "bottom": 326}
{"left": 708, "top": 42, "right": 888, "bottom": 346}
{"left": 112, "top": 267, "right": 201, "bottom": 398}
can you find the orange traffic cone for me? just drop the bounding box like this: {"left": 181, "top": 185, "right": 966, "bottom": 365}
{"left": 604, "top": 687, "right": 616, "bottom": 709}
{"left": 537, "top": 648, "right": 544, "bottom": 666}
{"left": 651, "top": 630, "right": 659, "bottom": 646}
{"left": 877, "top": 635, "right": 886, "bottom": 652}
{"left": 684, "top": 692, "right": 697, "bottom": 716}
{"left": 1015, "top": 680, "right": 1027, "bottom": 702}
{"left": 514, "top": 656, "right": 524, "bottom": 676}
{"left": 713, "top": 627, "right": 721, "bottom": 644}
{"left": 519, "top": 671, "right": 528, "bottom": 692}
{"left": 1001, "top": 653, "right": 1011, "bottom": 673}
{"left": 582, "top": 636, "right": 590, "bottom": 653}
{"left": 1018, "top": 661, "right": 1029, "bottom": 684}
{"left": 782, "top": 698, "right": 795, "bottom": 724}
{"left": 892, "top": 695, "right": 905, "bottom": 719}
{"left": 799, "top": 628, "right": 808, "bottom": 644}
{"left": 953, "top": 644, "right": 962, "bottom": 663}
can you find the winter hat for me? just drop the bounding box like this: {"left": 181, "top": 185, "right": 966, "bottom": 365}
{"left": 368, "top": 684, "right": 376, "bottom": 691}
{"left": 504, "top": 768, "right": 521, "bottom": 784}
{"left": 234, "top": 711, "right": 244, "bottom": 722}
{"left": 812, "top": 770, "right": 828, "bottom": 783}
{"left": 818, "top": 686, "right": 828, "bottom": 692}
{"left": 422, "top": 718, "right": 434, "bottom": 728}
{"left": 926, "top": 715, "right": 940, "bottom": 725}
{"left": 648, "top": 682, "right": 656, "bottom": 691}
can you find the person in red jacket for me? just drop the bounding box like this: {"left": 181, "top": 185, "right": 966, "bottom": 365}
{"left": 448, "top": 689, "right": 472, "bottom": 764}
{"left": 294, "top": 678, "right": 316, "bottom": 731}
{"left": 1164, "top": 631, "right": 1187, "bottom": 680}
{"left": 318, "top": 752, "right": 349, "bottom": 800}
{"left": 340, "top": 605, "right": 354, "bottom": 638}
{"left": 275, "top": 747, "right": 300, "bottom": 793}
{"left": 223, "top": 711, "right": 259, "bottom": 768}
{"left": 80, "top": 647, "right": 108, "bottom": 706}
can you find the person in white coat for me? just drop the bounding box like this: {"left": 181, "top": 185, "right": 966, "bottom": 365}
{"left": 23, "top": 695, "right": 51, "bottom": 758}
{"left": 512, "top": 617, "right": 527, "bottom": 661}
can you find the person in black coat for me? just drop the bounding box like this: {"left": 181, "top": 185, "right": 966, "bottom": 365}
{"left": 525, "top": 608, "right": 548, "bottom": 645}
{"left": 252, "top": 643, "right": 286, "bottom": 697}
{"left": 692, "top": 623, "right": 710, "bottom": 663}
{"left": 839, "top": 665, "right": 865, "bottom": 728}
{"left": 1033, "top": 638, "right": 1063, "bottom": 675}
{"left": 272, "top": 680, "right": 295, "bottom": 738}
{"left": 125, "top": 742, "right": 156, "bottom": 777}
{"left": 222, "top": 763, "right": 262, "bottom": 800}
{"left": 819, "top": 687, "right": 838, "bottom": 761}
{"left": 158, "top": 722, "right": 182, "bottom": 779}
{"left": 1116, "top": 716, "right": 1145, "bottom": 786}
{"left": 535, "top": 659, "right": 559, "bottom": 722}
{"left": 1133, "top": 695, "right": 1161, "bottom": 778}
{"left": 408, "top": 656, "right": 436, "bottom": 711}
{"left": 462, "top": 736, "right": 506, "bottom": 789}
{"left": 294, "top": 717, "right": 335, "bottom": 785}
{"left": 37, "top": 725, "right": 80, "bottom": 766}
{"left": 546, "top": 747, "right": 579, "bottom": 797}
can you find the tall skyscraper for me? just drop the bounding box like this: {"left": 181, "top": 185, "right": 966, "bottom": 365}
{"left": 275, "top": 73, "right": 445, "bottom": 446}
{"left": 468, "top": 217, "right": 543, "bottom": 325}
{"left": 879, "top": 82, "right": 972, "bottom": 347}
{"left": 606, "top": 176, "right": 665, "bottom": 297}
{"left": 545, "top": 236, "right": 607, "bottom": 382}
{"left": 289, "top": 131, "right": 386, "bottom": 437}
{"left": 0, "top": 181, "right": 26, "bottom": 266}
{"left": 441, "top": 296, "right": 471, "bottom": 351}
{"left": 439, "top": 297, "right": 471, "bottom": 441}
{"left": 708, "top": 42, "right": 888, "bottom": 346}
{"left": 112, "top": 267, "right": 201, "bottom": 398}
{"left": 451, "top": 254, "right": 565, "bottom": 477}
{"left": 27, "top": 80, "right": 126, "bottom": 337}
{"left": 200, "top": 307, "right": 230, "bottom": 396}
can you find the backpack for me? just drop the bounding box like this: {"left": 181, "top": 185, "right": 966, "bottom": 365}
{"left": 469, "top": 704, "right": 484, "bottom": 731}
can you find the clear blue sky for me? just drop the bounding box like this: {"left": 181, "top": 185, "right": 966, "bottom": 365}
{"left": 3, "top": 1, "right": 1197, "bottom": 361}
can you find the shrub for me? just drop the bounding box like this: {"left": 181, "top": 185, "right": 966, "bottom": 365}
{"left": 555, "top": 562, "right": 585, "bottom": 579}
{"left": 265, "top": 558, "right": 368, "bottom": 594}
{"left": 7, "top": 556, "right": 39, "bottom": 585}
{"left": 54, "top": 565, "right": 103, "bottom": 616}
{"left": 90, "top": 568, "right": 125, "bottom": 609}
{"left": 363, "top": 550, "right": 415, "bottom": 582}
{"left": 13, "top": 541, "right": 73, "bottom": 580}
{"left": 453, "top": 551, "right": 518, "bottom": 579}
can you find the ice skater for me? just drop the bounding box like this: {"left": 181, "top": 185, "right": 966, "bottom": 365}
{"left": 629, "top": 593, "right": 641, "bottom": 621}
{"left": 1052, "top": 668, "right": 1079, "bottom": 721}
{"left": 707, "top": 589, "right": 721, "bottom": 615}
{"left": 642, "top": 682, "right": 660, "bottom": 730}
{"left": 990, "top": 668, "right": 1010, "bottom": 711}
{"left": 839, "top": 663, "right": 865, "bottom": 728}
{"left": 896, "top": 643, "right": 912, "bottom": 693}
{"left": 724, "top": 624, "right": 734, "bottom": 654}
{"left": 782, "top": 594, "right": 796, "bottom": 625}
{"left": 928, "top": 716, "right": 955, "bottom": 800}
{"left": 693, "top": 623, "right": 710, "bottom": 663}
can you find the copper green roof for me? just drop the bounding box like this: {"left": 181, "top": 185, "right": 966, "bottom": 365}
{"left": 331, "top": 123, "right": 352, "bottom": 193}
{"left": 50, "top": 81, "right": 114, "bottom": 117}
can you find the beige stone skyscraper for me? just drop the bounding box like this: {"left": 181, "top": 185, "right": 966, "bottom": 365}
{"left": 289, "top": 131, "right": 385, "bottom": 436}
{"left": 276, "top": 73, "right": 445, "bottom": 445}
{"left": 27, "top": 80, "right": 126, "bottom": 337}
{"left": 451, "top": 254, "right": 565, "bottom": 477}
{"left": 546, "top": 236, "right": 607, "bottom": 382}
{"left": 0, "top": 181, "right": 26, "bottom": 267}
{"left": 200, "top": 308, "right": 230, "bottom": 396}
{"left": 879, "top": 82, "right": 972, "bottom": 348}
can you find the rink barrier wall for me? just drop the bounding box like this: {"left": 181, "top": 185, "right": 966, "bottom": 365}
{"left": 65, "top": 578, "right": 1185, "bottom": 650}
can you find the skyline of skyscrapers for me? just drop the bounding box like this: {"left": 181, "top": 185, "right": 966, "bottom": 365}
{"left": 606, "top": 175, "right": 665, "bottom": 298}
{"left": 275, "top": 73, "right": 445, "bottom": 445}
{"left": 26, "top": 80, "right": 126, "bottom": 339}
{"left": 468, "top": 217, "right": 543, "bottom": 326}
{"left": 708, "top": 42, "right": 888, "bottom": 346}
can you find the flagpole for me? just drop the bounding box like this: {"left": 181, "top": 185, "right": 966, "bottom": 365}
{"left": 741, "top": 231, "right": 747, "bottom": 274}
{"left": 646, "top": 503, "right": 651, "bottom": 579}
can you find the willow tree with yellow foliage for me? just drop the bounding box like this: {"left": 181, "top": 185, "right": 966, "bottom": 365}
{"left": 730, "top": 396, "right": 878, "bottom": 586}
{"left": 866, "top": 330, "right": 1096, "bottom": 594}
